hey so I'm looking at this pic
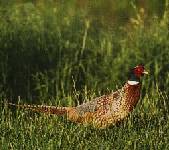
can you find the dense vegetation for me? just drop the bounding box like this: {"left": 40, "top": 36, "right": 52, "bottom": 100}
{"left": 0, "top": 0, "right": 169, "bottom": 149}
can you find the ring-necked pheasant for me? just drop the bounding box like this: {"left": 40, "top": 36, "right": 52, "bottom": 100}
{"left": 8, "top": 64, "right": 148, "bottom": 128}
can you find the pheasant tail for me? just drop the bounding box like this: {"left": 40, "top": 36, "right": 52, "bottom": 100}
{"left": 8, "top": 103, "right": 70, "bottom": 116}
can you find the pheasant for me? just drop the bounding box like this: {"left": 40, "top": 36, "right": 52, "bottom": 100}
{"left": 8, "top": 64, "right": 148, "bottom": 128}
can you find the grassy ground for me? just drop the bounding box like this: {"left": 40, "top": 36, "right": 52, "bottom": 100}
{"left": 0, "top": 1, "right": 169, "bottom": 149}
{"left": 0, "top": 89, "right": 169, "bottom": 149}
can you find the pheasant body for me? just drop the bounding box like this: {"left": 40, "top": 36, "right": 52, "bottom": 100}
{"left": 8, "top": 64, "right": 148, "bottom": 128}
{"left": 70, "top": 82, "right": 141, "bottom": 127}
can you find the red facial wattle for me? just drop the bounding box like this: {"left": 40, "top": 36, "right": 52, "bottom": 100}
{"left": 133, "top": 65, "right": 148, "bottom": 78}
{"left": 134, "top": 67, "right": 145, "bottom": 78}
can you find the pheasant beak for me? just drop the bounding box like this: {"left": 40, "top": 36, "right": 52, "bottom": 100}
{"left": 143, "top": 71, "right": 149, "bottom": 75}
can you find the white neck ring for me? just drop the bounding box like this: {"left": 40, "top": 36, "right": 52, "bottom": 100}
{"left": 127, "top": 80, "right": 139, "bottom": 85}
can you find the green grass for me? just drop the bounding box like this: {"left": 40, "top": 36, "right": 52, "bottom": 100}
{"left": 0, "top": 89, "right": 169, "bottom": 149}
{"left": 0, "top": 1, "right": 169, "bottom": 149}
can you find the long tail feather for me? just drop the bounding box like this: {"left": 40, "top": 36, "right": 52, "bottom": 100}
{"left": 8, "top": 103, "right": 70, "bottom": 115}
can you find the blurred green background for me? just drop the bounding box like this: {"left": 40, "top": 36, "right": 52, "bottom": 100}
{"left": 0, "top": 0, "right": 168, "bottom": 105}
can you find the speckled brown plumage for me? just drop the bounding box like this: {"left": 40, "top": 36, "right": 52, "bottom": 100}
{"left": 8, "top": 64, "right": 148, "bottom": 128}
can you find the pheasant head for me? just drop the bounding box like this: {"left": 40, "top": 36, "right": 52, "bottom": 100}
{"left": 127, "top": 64, "right": 148, "bottom": 85}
